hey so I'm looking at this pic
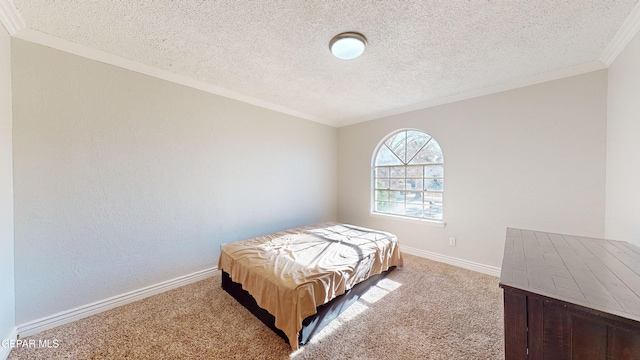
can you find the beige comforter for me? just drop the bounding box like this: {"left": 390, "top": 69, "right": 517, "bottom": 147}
{"left": 217, "top": 222, "right": 403, "bottom": 349}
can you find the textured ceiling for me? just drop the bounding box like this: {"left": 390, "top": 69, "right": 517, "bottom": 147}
{"left": 9, "top": 0, "right": 640, "bottom": 126}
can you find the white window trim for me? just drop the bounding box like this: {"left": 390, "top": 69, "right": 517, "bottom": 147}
{"left": 370, "top": 128, "right": 444, "bottom": 222}
{"left": 369, "top": 211, "right": 446, "bottom": 228}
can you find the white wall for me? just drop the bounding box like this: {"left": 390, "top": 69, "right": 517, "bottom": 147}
{"left": 338, "top": 71, "right": 608, "bottom": 269}
{"left": 605, "top": 31, "right": 640, "bottom": 247}
{"left": 11, "top": 39, "right": 337, "bottom": 324}
{"left": 0, "top": 26, "right": 16, "bottom": 350}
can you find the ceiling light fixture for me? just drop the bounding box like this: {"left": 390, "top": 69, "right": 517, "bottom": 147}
{"left": 329, "top": 32, "right": 367, "bottom": 60}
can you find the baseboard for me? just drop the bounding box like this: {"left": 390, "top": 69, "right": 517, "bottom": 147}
{"left": 13, "top": 250, "right": 497, "bottom": 340}
{"left": 0, "top": 326, "right": 18, "bottom": 360}
{"left": 16, "top": 267, "right": 218, "bottom": 338}
{"left": 401, "top": 246, "right": 501, "bottom": 277}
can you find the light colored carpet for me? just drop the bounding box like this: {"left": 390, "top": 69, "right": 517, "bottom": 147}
{"left": 8, "top": 254, "right": 504, "bottom": 359}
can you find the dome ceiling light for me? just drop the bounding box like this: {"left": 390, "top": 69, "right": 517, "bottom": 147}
{"left": 329, "top": 32, "right": 367, "bottom": 60}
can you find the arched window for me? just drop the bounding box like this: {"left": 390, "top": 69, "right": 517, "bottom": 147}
{"left": 372, "top": 129, "right": 444, "bottom": 221}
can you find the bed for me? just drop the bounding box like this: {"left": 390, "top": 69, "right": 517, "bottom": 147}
{"left": 217, "top": 222, "right": 403, "bottom": 349}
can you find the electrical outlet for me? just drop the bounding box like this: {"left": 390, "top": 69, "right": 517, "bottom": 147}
{"left": 449, "top": 237, "right": 456, "bottom": 246}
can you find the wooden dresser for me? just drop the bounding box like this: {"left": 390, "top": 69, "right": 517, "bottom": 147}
{"left": 499, "top": 228, "right": 640, "bottom": 359}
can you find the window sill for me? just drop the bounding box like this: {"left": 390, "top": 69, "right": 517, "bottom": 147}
{"left": 369, "top": 212, "right": 446, "bottom": 228}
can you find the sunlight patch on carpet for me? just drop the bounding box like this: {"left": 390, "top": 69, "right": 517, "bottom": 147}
{"left": 377, "top": 278, "right": 402, "bottom": 291}
{"left": 299, "top": 301, "right": 370, "bottom": 347}
{"left": 360, "top": 278, "right": 402, "bottom": 304}
{"left": 336, "top": 301, "right": 369, "bottom": 322}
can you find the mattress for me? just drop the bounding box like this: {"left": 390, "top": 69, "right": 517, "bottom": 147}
{"left": 217, "top": 222, "right": 403, "bottom": 349}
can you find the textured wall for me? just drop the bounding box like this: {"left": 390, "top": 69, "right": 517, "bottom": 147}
{"left": 12, "top": 39, "right": 337, "bottom": 324}
{"left": 606, "top": 31, "right": 640, "bottom": 246}
{"left": 338, "top": 71, "right": 608, "bottom": 268}
{"left": 0, "top": 26, "right": 16, "bottom": 345}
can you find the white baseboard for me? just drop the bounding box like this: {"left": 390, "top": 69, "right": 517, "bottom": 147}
{"left": 1, "top": 326, "right": 18, "bottom": 360}
{"left": 16, "top": 267, "right": 218, "bottom": 338}
{"left": 401, "top": 246, "right": 501, "bottom": 277}
{"left": 13, "top": 250, "right": 497, "bottom": 340}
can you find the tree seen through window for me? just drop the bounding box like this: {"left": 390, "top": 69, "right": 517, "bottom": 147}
{"left": 373, "top": 130, "right": 444, "bottom": 221}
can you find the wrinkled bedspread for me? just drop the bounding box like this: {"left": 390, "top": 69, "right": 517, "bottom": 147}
{"left": 217, "top": 222, "right": 403, "bottom": 349}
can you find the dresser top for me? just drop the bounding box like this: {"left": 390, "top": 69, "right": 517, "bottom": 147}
{"left": 500, "top": 228, "right": 640, "bottom": 322}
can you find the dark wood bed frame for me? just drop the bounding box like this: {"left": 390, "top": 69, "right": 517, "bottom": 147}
{"left": 221, "top": 267, "right": 396, "bottom": 347}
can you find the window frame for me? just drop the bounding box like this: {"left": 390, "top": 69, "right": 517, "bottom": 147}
{"left": 370, "top": 128, "right": 445, "bottom": 225}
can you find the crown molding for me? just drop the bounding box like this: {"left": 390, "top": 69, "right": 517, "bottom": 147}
{"left": 600, "top": 1, "right": 640, "bottom": 66}
{"left": 337, "top": 60, "right": 606, "bottom": 127}
{"left": 0, "top": 0, "right": 24, "bottom": 35}
{"left": 12, "top": 28, "right": 334, "bottom": 127}
{"left": 7, "top": 1, "right": 635, "bottom": 129}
